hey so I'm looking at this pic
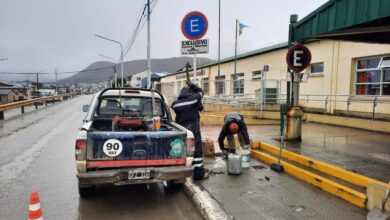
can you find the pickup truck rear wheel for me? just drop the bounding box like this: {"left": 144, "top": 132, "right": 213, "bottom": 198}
{"left": 166, "top": 179, "right": 185, "bottom": 191}
{"left": 78, "top": 185, "right": 95, "bottom": 198}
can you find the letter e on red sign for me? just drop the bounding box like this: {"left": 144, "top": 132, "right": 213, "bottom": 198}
{"left": 286, "top": 44, "right": 312, "bottom": 73}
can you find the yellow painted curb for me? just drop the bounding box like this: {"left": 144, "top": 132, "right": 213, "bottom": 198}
{"left": 254, "top": 142, "right": 387, "bottom": 188}
{"left": 251, "top": 149, "right": 367, "bottom": 208}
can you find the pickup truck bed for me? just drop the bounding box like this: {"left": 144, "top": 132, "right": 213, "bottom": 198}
{"left": 75, "top": 88, "right": 194, "bottom": 197}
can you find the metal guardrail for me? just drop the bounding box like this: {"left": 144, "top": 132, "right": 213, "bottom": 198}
{"left": 0, "top": 93, "right": 76, "bottom": 119}
{"left": 201, "top": 93, "right": 390, "bottom": 120}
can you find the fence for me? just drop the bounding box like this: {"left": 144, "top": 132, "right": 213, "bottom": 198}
{"left": 156, "top": 79, "right": 390, "bottom": 120}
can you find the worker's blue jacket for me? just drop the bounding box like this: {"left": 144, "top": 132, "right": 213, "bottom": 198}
{"left": 171, "top": 83, "right": 204, "bottom": 125}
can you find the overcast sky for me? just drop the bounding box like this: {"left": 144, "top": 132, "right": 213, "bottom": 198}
{"left": 0, "top": 0, "right": 327, "bottom": 80}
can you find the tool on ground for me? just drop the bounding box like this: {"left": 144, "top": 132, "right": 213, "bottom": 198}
{"left": 367, "top": 180, "right": 390, "bottom": 220}
{"left": 28, "top": 191, "right": 43, "bottom": 220}
{"left": 271, "top": 115, "right": 286, "bottom": 172}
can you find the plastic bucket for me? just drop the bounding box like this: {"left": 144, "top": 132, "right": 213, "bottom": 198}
{"left": 240, "top": 149, "right": 251, "bottom": 168}
{"left": 144, "top": 116, "right": 160, "bottom": 131}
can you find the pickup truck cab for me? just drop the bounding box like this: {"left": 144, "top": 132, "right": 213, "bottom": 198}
{"left": 75, "top": 88, "right": 194, "bottom": 197}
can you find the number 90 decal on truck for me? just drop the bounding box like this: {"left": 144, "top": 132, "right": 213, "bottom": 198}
{"left": 75, "top": 88, "right": 195, "bottom": 197}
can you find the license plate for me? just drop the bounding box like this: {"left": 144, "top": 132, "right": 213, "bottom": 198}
{"left": 128, "top": 169, "right": 151, "bottom": 180}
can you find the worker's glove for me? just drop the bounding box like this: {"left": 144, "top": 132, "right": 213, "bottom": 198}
{"left": 187, "top": 82, "right": 196, "bottom": 89}
{"left": 242, "top": 145, "right": 250, "bottom": 150}
{"left": 222, "top": 150, "right": 228, "bottom": 160}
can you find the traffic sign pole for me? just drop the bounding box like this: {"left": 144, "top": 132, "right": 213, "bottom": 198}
{"left": 193, "top": 53, "right": 197, "bottom": 83}
{"left": 285, "top": 14, "right": 312, "bottom": 142}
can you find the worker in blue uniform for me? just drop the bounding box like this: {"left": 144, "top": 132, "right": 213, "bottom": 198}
{"left": 171, "top": 82, "right": 208, "bottom": 180}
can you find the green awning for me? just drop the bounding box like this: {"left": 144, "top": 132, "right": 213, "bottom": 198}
{"left": 292, "top": 0, "right": 390, "bottom": 43}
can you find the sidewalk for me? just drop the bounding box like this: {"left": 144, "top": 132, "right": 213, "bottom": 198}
{"left": 197, "top": 122, "right": 390, "bottom": 219}
{"left": 199, "top": 157, "right": 366, "bottom": 220}
{"left": 201, "top": 122, "right": 390, "bottom": 182}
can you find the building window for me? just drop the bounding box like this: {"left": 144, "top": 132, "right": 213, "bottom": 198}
{"left": 202, "top": 78, "right": 209, "bottom": 95}
{"left": 355, "top": 56, "right": 390, "bottom": 96}
{"left": 136, "top": 77, "right": 141, "bottom": 81}
{"left": 232, "top": 73, "right": 244, "bottom": 94}
{"left": 252, "top": 70, "right": 262, "bottom": 79}
{"left": 215, "top": 75, "right": 225, "bottom": 95}
{"left": 310, "top": 63, "right": 324, "bottom": 75}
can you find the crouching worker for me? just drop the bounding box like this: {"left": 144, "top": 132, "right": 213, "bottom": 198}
{"left": 218, "top": 112, "right": 250, "bottom": 155}
{"left": 171, "top": 82, "right": 208, "bottom": 180}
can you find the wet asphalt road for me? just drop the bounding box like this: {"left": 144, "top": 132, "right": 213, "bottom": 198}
{"left": 0, "top": 95, "right": 202, "bottom": 220}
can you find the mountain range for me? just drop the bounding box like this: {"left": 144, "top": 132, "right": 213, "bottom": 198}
{"left": 58, "top": 57, "right": 212, "bottom": 85}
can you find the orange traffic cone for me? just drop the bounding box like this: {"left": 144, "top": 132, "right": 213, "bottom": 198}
{"left": 28, "top": 191, "right": 43, "bottom": 220}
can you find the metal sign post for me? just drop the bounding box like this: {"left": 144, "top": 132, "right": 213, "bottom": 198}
{"left": 285, "top": 43, "right": 312, "bottom": 141}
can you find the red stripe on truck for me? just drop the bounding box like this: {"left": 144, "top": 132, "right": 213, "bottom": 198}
{"left": 86, "top": 159, "right": 186, "bottom": 168}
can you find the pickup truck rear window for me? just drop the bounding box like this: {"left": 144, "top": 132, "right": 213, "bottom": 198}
{"left": 97, "top": 97, "right": 166, "bottom": 118}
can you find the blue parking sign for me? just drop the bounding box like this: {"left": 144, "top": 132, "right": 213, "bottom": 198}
{"left": 181, "top": 11, "right": 208, "bottom": 40}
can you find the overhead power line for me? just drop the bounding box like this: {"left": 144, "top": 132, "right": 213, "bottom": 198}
{"left": 0, "top": 0, "right": 160, "bottom": 78}
{"left": 123, "top": 0, "right": 158, "bottom": 57}
{"left": 123, "top": 3, "right": 147, "bottom": 54}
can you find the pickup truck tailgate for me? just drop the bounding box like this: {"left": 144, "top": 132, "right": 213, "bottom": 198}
{"left": 86, "top": 131, "right": 187, "bottom": 167}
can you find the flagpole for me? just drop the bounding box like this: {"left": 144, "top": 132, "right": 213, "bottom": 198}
{"left": 234, "top": 19, "right": 238, "bottom": 77}
{"left": 217, "top": 0, "right": 221, "bottom": 95}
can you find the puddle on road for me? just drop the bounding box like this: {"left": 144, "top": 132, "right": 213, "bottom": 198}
{"left": 368, "top": 153, "right": 390, "bottom": 162}
{"left": 252, "top": 165, "right": 266, "bottom": 170}
{"left": 289, "top": 205, "right": 305, "bottom": 212}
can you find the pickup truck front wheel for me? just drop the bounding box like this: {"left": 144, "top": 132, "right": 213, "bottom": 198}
{"left": 78, "top": 185, "right": 95, "bottom": 198}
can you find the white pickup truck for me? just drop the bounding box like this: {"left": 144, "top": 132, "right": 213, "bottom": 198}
{"left": 75, "top": 88, "right": 194, "bottom": 197}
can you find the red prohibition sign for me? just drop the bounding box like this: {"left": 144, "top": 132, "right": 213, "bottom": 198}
{"left": 181, "top": 11, "right": 208, "bottom": 40}
{"left": 286, "top": 44, "right": 312, "bottom": 73}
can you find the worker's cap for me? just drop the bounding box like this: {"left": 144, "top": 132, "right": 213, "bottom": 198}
{"left": 229, "top": 122, "right": 239, "bottom": 134}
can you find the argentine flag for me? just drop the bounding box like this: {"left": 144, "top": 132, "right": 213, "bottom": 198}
{"left": 239, "top": 22, "right": 249, "bottom": 36}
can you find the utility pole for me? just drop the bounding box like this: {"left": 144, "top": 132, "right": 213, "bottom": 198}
{"left": 95, "top": 34, "right": 124, "bottom": 87}
{"left": 26, "top": 74, "right": 31, "bottom": 99}
{"left": 147, "top": 0, "right": 151, "bottom": 89}
{"left": 147, "top": 0, "right": 156, "bottom": 116}
{"left": 36, "top": 72, "right": 39, "bottom": 93}
{"left": 55, "top": 69, "right": 58, "bottom": 95}
{"left": 234, "top": 19, "right": 238, "bottom": 77}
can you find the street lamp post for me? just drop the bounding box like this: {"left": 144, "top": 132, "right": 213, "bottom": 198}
{"left": 95, "top": 34, "right": 124, "bottom": 87}
{"left": 99, "top": 54, "right": 117, "bottom": 87}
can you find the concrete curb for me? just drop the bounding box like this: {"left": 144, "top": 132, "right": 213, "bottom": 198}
{"left": 184, "top": 179, "right": 233, "bottom": 220}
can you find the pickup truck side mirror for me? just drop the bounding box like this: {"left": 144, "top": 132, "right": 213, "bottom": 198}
{"left": 82, "top": 105, "right": 90, "bottom": 112}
